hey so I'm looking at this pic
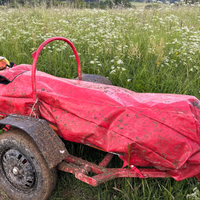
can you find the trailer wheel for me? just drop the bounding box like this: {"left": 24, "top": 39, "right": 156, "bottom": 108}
{"left": 0, "top": 129, "right": 57, "bottom": 200}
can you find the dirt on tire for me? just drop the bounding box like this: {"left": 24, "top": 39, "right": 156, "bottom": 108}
{"left": 0, "top": 129, "right": 57, "bottom": 200}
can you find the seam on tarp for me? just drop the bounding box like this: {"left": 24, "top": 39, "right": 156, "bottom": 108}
{"left": 0, "top": 71, "right": 28, "bottom": 83}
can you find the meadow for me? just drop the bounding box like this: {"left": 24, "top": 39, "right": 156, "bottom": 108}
{"left": 0, "top": 3, "right": 200, "bottom": 199}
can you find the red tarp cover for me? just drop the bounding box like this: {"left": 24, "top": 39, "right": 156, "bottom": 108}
{"left": 1, "top": 64, "right": 200, "bottom": 181}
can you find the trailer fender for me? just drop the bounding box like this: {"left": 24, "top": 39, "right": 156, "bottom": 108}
{"left": 0, "top": 114, "right": 69, "bottom": 169}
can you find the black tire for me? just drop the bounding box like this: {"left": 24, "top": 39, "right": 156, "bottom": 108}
{"left": 76, "top": 74, "right": 113, "bottom": 85}
{"left": 0, "top": 129, "right": 57, "bottom": 200}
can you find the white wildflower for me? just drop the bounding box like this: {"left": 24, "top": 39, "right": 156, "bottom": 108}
{"left": 117, "top": 59, "right": 123, "bottom": 65}
{"left": 110, "top": 70, "right": 116, "bottom": 74}
{"left": 56, "top": 48, "right": 61, "bottom": 52}
{"left": 111, "top": 66, "right": 115, "bottom": 70}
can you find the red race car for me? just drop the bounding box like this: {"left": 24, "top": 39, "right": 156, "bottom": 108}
{"left": 0, "top": 37, "right": 200, "bottom": 200}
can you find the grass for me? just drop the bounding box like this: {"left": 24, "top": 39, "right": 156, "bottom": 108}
{"left": 0, "top": 3, "right": 200, "bottom": 200}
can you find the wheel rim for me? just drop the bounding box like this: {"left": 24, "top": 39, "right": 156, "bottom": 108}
{"left": 2, "top": 149, "right": 36, "bottom": 191}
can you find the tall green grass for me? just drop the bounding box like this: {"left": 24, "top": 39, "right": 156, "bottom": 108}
{"left": 0, "top": 4, "right": 200, "bottom": 199}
